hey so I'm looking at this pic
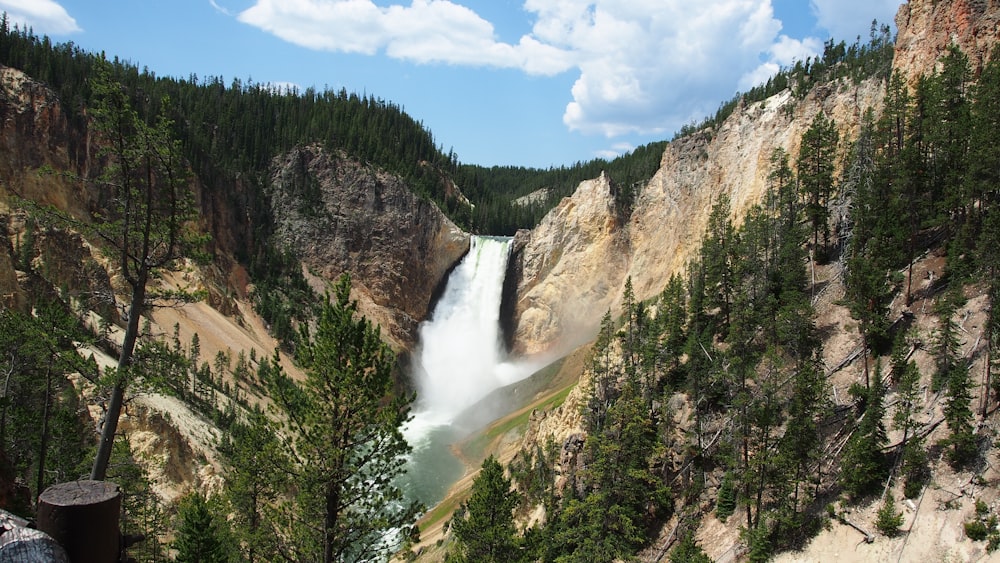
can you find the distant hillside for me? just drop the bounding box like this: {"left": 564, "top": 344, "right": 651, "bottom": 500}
{"left": 0, "top": 17, "right": 671, "bottom": 238}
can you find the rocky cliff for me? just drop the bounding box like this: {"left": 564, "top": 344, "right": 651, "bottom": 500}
{"left": 511, "top": 0, "right": 999, "bottom": 359}
{"left": 265, "top": 144, "right": 469, "bottom": 349}
{"left": 512, "top": 77, "right": 883, "bottom": 357}
{"left": 895, "top": 0, "right": 1000, "bottom": 82}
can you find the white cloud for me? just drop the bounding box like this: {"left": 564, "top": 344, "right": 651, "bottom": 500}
{"left": 235, "top": 0, "right": 843, "bottom": 138}
{"left": 238, "top": 0, "right": 574, "bottom": 75}
{"left": 0, "top": 0, "right": 80, "bottom": 35}
{"left": 209, "top": 0, "right": 233, "bottom": 16}
{"left": 542, "top": 0, "right": 785, "bottom": 136}
{"left": 810, "top": 0, "right": 903, "bottom": 42}
{"left": 739, "top": 34, "right": 823, "bottom": 90}
{"left": 595, "top": 141, "right": 636, "bottom": 160}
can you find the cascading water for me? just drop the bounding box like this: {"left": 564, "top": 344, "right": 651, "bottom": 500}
{"left": 414, "top": 236, "right": 514, "bottom": 419}
{"left": 402, "top": 235, "right": 530, "bottom": 507}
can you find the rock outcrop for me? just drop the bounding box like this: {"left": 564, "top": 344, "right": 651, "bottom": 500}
{"left": 0, "top": 66, "right": 91, "bottom": 220}
{"left": 266, "top": 144, "right": 469, "bottom": 349}
{"left": 511, "top": 173, "right": 630, "bottom": 356}
{"left": 512, "top": 81, "right": 883, "bottom": 357}
{"left": 894, "top": 0, "right": 1000, "bottom": 82}
{"left": 511, "top": 0, "right": 999, "bottom": 358}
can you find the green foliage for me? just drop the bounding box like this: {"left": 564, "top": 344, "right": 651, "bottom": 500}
{"left": 798, "top": 112, "right": 839, "bottom": 260}
{"left": 700, "top": 194, "right": 737, "bottom": 332}
{"left": 875, "top": 494, "right": 904, "bottom": 536}
{"left": 964, "top": 500, "right": 1000, "bottom": 549}
{"left": 108, "top": 437, "right": 168, "bottom": 562}
{"left": 173, "top": 491, "right": 234, "bottom": 563}
{"left": 263, "top": 274, "right": 421, "bottom": 562}
{"left": 218, "top": 404, "right": 287, "bottom": 563}
{"left": 449, "top": 455, "right": 522, "bottom": 563}
{"left": 248, "top": 245, "right": 318, "bottom": 349}
{"left": 742, "top": 516, "right": 773, "bottom": 563}
{"left": 840, "top": 374, "right": 888, "bottom": 499}
{"left": 716, "top": 471, "right": 737, "bottom": 522}
{"left": 669, "top": 531, "right": 712, "bottom": 563}
{"left": 0, "top": 304, "right": 92, "bottom": 511}
{"left": 933, "top": 286, "right": 965, "bottom": 391}
{"left": 508, "top": 439, "right": 557, "bottom": 509}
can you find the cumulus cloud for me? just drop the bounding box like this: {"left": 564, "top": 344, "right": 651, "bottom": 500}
{"left": 811, "top": 0, "right": 903, "bottom": 43}
{"left": 595, "top": 142, "right": 636, "bottom": 160}
{"left": 235, "top": 0, "right": 833, "bottom": 138}
{"left": 532, "top": 0, "right": 785, "bottom": 136}
{"left": 238, "top": 0, "right": 575, "bottom": 75}
{"left": 739, "top": 35, "right": 823, "bottom": 90}
{"left": 0, "top": 0, "right": 80, "bottom": 35}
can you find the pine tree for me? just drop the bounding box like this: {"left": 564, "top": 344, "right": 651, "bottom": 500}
{"left": 173, "top": 491, "right": 232, "bottom": 563}
{"left": 943, "top": 360, "right": 976, "bottom": 467}
{"left": 933, "top": 286, "right": 964, "bottom": 391}
{"left": 797, "top": 113, "right": 839, "bottom": 261}
{"left": 449, "top": 456, "right": 521, "bottom": 563}
{"left": 844, "top": 247, "right": 891, "bottom": 388}
{"left": 264, "top": 274, "right": 421, "bottom": 562}
{"left": 840, "top": 370, "right": 888, "bottom": 498}
{"left": 927, "top": 44, "right": 972, "bottom": 226}
{"left": 875, "top": 494, "right": 904, "bottom": 537}
{"left": 669, "top": 531, "right": 712, "bottom": 563}
{"left": 73, "top": 59, "right": 205, "bottom": 481}
{"left": 586, "top": 310, "right": 618, "bottom": 434}
{"left": 782, "top": 360, "right": 826, "bottom": 510}
{"left": 968, "top": 44, "right": 1000, "bottom": 217}
{"left": 219, "top": 403, "right": 287, "bottom": 563}
{"left": 892, "top": 354, "right": 928, "bottom": 497}
{"left": 701, "top": 195, "right": 737, "bottom": 331}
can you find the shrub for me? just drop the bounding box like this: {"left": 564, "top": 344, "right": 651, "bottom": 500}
{"left": 875, "top": 495, "right": 904, "bottom": 536}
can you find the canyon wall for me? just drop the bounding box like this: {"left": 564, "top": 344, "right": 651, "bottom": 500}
{"left": 265, "top": 144, "right": 469, "bottom": 349}
{"left": 0, "top": 67, "right": 469, "bottom": 351}
{"left": 510, "top": 0, "right": 1000, "bottom": 358}
{"left": 512, "top": 75, "right": 883, "bottom": 357}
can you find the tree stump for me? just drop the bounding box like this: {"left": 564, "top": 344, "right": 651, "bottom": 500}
{"left": 0, "top": 526, "right": 70, "bottom": 562}
{"left": 37, "top": 480, "right": 120, "bottom": 563}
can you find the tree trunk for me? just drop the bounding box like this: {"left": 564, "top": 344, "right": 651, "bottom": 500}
{"left": 35, "top": 359, "right": 53, "bottom": 507}
{"left": 0, "top": 526, "right": 70, "bottom": 562}
{"left": 90, "top": 276, "right": 146, "bottom": 481}
{"left": 325, "top": 487, "right": 340, "bottom": 563}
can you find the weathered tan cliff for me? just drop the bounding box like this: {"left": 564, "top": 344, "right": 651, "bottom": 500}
{"left": 894, "top": 0, "right": 1000, "bottom": 82}
{"left": 512, "top": 0, "right": 999, "bottom": 359}
{"left": 512, "top": 80, "right": 883, "bottom": 357}
{"left": 266, "top": 144, "right": 469, "bottom": 349}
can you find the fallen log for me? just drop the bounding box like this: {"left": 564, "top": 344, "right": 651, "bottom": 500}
{"left": 841, "top": 516, "right": 875, "bottom": 544}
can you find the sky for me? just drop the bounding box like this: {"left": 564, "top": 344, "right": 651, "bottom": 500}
{"left": 2, "top": 0, "right": 903, "bottom": 168}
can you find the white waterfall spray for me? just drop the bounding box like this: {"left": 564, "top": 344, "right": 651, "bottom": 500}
{"left": 402, "top": 235, "right": 541, "bottom": 506}
{"left": 388, "top": 235, "right": 554, "bottom": 551}
{"left": 412, "top": 235, "right": 515, "bottom": 423}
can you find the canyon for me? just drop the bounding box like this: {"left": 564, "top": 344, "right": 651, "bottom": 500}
{"left": 1, "top": 0, "right": 1000, "bottom": 560}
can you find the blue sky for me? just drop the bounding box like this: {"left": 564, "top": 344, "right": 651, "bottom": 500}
{"left": 3, "top": 0, "right": 902, "bottom": 168}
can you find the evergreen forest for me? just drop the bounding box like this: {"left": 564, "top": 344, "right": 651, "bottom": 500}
{"left": 1, "top": 9, "right": 1000, "bottom": 563}
{"left": 445, "top": 41, "right": 1000, "bottom": 562}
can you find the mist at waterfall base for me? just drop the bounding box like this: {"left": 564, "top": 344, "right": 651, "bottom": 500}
{"left": 401, "top": 236, "right": 540, "bottom": 508}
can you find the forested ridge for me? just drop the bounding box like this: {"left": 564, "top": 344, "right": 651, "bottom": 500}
{"left": 444, "top": 41, "right": 1000, "bottom": 562}
{"left": 3, "top": 5, "right": 1000, "bottom": 562}
{"left": 0, "top": 15, "right": 669, "bottom": 237}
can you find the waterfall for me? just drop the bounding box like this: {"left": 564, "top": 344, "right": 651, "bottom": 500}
{"left": 413, "top": 235, "right": 514, "bottom": 423}
{"left": 402, "top": 235, "right": 528, "bottom": 506}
